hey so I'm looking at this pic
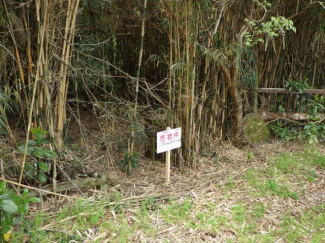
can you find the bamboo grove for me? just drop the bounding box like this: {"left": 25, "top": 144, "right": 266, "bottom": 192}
{"left": 0, "top": 0, "right": 325, "bottom": 174}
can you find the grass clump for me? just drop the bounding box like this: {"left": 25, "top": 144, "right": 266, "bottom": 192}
{"left": 162, "top": 199, "right": 192, "bottom": 225}
{"left": 244, "top": 148, "right": 325, "bottom": 200}
{"left": 279, "top": 204, "right": 325, "bottom": 242}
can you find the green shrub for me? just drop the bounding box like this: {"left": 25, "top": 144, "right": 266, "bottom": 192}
{"left": 18, "top": 127, "right": 56, "bottom": 184}
{"left": 270, "top": 120, "right": 325, "bottom": 144}
{"left": 117, "top": 151, "right": 140, "bottom": 174}
{"left": 0, "top": 181, "right": 39, "bottom": 241}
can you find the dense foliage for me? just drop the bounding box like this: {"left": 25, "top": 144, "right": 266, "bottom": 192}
{"left": 0, "top": 0, "right": 324, "bottom": 173}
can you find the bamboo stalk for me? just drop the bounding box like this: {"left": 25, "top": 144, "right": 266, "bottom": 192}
{"left": 0, "top": 157, "right": 3, "bottom": 180}
{"left": 130, "top": 0, "right": 148, "bottom": 173}
{"left": 56, "top": 0, "right": 80, "bottom": 150}
{"left": 184, "top": 0, "right": 190, "bottom": 160}
{"left": 168, "top": 1, "right": 173, "bottom": 121}
{"left": 18, "top": 0, "right": 49, "bottom": 191}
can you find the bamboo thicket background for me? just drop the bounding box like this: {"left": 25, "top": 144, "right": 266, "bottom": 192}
{"left": 0, "top": 0, "right": 325, "bottom": 170}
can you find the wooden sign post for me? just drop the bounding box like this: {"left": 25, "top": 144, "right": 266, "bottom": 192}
{"left": 165, "top": 127, "right": 171, "bottom": 183}
{"left": 157, "top": 127, "right": 182, "bottom": 184}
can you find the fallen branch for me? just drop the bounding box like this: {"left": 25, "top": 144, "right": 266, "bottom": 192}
{"left": 1, "top": 178, "right": 73, "bottom": 199}
{"left": 2, "top": 174, "right": 109, "bottom": 198}
{"left": 28, "top": 175, "right": 108, "bottom": 197}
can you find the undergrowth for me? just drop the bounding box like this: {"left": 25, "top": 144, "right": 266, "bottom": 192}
{"left": 8, "top": 145, "right": 325, "bottom": 242}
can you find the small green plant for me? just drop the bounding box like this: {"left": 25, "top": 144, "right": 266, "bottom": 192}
{"left": 18, "top": 127, "right": 56, "bottom": 184}
{"left": 253, "top": 203, "right": 266, "bottom": 219}
{"left": 307, "top": 151, "right": 325, "bottom": 168}
{"left": 307, "top": 170, "right": 317, "bottom": 182}
{"left": 231, "top": 204, "right": 246, "bottom": 223}
{"left": 307, "top": 94, "right": 325, "bottom": 116}
{"left": 247, "top": 152, "right": 255, "bottom": 163}
{"left": 117, "top": 151, "right": 140, "bottom": 174}
{"left": 0, "top": 181, "right": 40, "bottom": 241}
{"left": 270, "top": 120, "right": 325, "bottom": 144}
{"left": 212, "top": 156, "right": 219, "bottom": 165}
{"left": 302, "top": 123, "right": 322, "bottom": 144}
{"left": 270, "top": 121, "right": 298, "bottom": 140}
{"left": 141, "top": 196, "right": 156, "bottom": 212}
{"left": 162, "top": 199, "right": 192, "bottom": 224}
{"left": 285, "top": 78, "right": 310, "bottom": 92}
{"left": 265, "top": 179, "right": 299, "bottom": 200}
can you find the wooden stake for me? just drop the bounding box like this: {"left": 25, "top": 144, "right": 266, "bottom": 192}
{"left": 165, "top": 127, "right": 171, "bottom": 184}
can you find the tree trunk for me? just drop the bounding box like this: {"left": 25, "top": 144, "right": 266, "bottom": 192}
{"left": 219, "top": 59, "right": 243, "bottom": 142}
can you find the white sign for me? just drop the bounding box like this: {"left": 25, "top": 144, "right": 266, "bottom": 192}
{"left": 157, "top": 127, "right": 182, "bottom": 154}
